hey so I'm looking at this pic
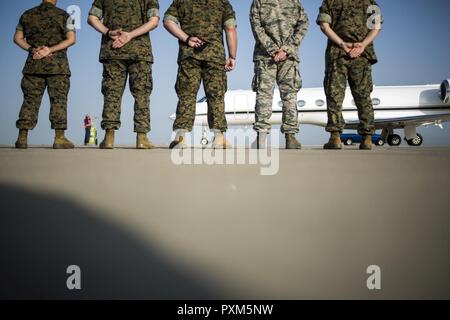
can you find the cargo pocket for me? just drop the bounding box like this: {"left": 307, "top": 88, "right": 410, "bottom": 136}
{"left": 252, "top": 62, "right": 260, "bottom": 92}
{"left": 294, "top": 66, "right": 302, "bottom": 91}
{"left": 222, "top": 70, "right": 228, "bottom": 94}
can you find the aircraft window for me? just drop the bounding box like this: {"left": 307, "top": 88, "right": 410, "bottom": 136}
{"left": 197, "top": 97, "right": 207, "bottom": 103}
{"left": 297, "top": 100, "right": 306, "bottom": 108}
{"left": 315, "top": 99, "right": 325, "bottom": 107}
{"left": 372, "top": 98, "right": 381, "bottom": 105}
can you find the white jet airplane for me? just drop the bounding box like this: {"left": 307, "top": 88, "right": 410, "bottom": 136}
{"left": 170, "top": 79, "right": 450, "bottom": 147}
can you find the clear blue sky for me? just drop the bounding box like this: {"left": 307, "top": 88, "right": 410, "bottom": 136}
{"left": 1, "top": 0, "right": 449, "bottom": 146}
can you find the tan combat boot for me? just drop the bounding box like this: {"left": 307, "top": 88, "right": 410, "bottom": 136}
{"left": 15, "top": 129, "right": 28, "bottom": 149}
{"left": 212, "top": 132, "right": 232, "bottom": 149}
{"left": 256, "top": 132, "right": 267, "bottom": 149}
{"left": 286, "top": 133, "right": 302, "bottom": 150}
{"left": 136, "top": 133, "right": 155, "bottom": 149}
{"left": 323, "top": 132, "right": 342, "bottom": 150}
{"left": 53, "top": 129, "right": 74, "bottom": 149}
{"left": 100, "top": 129, "right": 115, "bottom": 149}
{"left": 359, "top": 134, "right": 373, "bottom": 150}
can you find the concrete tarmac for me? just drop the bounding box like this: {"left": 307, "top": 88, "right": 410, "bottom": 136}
{"left": 1, "top": 146, "right": 449, "bottom": 299}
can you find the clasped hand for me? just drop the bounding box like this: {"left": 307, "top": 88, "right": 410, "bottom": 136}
{"left": 341, "top": 42, "right": 366, "bottom": 59}
{"left": 32, "top": 46, "right": 52, "bottom": 60}
{"left": 273, "top": 49, "right": 288, "bottom": 63}
{"left": 108, "top": 28, "right": 133, "bottom": 49}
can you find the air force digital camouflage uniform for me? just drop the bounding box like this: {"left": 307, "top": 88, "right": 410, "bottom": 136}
{"left": 16, "top": 2, "right": 75, "bottom": 131}
{"left": 164, "top": 0, "right": 237, "bottom": 132}
{"left": 89, "top": 0, "right": 160, "bottom": 133}
{"left": 250, "top": 0, "right": 309, "bottom": 134}
{"left": 317, "top": 0, "right": 382, "bottom": 135}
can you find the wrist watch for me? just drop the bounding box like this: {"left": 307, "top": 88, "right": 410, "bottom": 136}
{"left": 28, "top": 46, "right": 35, "bottom": 54}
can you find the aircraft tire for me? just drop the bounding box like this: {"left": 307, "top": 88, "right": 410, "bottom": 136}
{"left": 387, "top": 134, "right": 402, "bottom": 146}
{"left": 406, "top": 133, "right": 423, "bottom": 147}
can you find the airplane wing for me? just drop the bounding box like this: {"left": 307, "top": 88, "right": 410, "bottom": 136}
{"left": 345, "top": 113, "right": 450, "bottom": 130}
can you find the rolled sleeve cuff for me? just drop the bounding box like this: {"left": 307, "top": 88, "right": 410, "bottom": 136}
{"left": 16, "top": 23, "right": 23, "bottom": 31}
{"left": 89, "top": 6, "right": 103, "bottom": 19}
{"left": 163, "top": 14, "right": 179, "bottom": 24}
{"left": 316, "top": 13, "right": 332, "bottom": 25}
{"left": 282, "top": 46, "right": 297, "bottom": 57}
{"left": 266, "top": 45, "right": 278, "bottom": 57}
{"left": 223, "top": 18, "right": 237, "bottom": 29}
{"left": 66, "top": 17, "right": 76, "bottom": 33}
{"left": 147, "top": 8, "right": 160, "bottom": 19}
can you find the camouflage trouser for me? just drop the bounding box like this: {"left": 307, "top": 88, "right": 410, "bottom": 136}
{"left": 16, "top": 74, "right": 70, "bottom": 130}
{"left": 253, "top": 59, "right": 302, "bottom": 134}
{"left": 173, "top": 58, "right": 227, "bottom": 132}
{"left": 101, "top": 59, "right": 152, "bottom": 133}
{"left": 324, "top": 56, "right": 375, "bottom": 135}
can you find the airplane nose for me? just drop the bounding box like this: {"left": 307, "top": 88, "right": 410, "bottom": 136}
{"left": 169, "top": 114, "right": 176, "bottom": 120}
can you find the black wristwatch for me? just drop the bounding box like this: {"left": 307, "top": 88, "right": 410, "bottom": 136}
{"left": 28, "top": 46, "right": 35, "bottom": 54}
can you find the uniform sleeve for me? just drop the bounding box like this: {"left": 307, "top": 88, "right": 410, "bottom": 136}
{"left": 316, "top": 0, "right": 332, "bottom": 25}
{"left": 145, "top": 0, "right": 160, "bottom": 19}
{"left": 249, "top": 0, "right": 278, "bottom": 57}
{"left": 89, "top": 0, "right": 104, "bottom": 19}
{"left": 65, "top": 14, "right": 76, "bottom": 33}
{"left": 16, "top": 15, "right": 24, "bottom": 31}
{"left": 164, "top": 0, "right": 179, "bottom": 24}
{"left": 222, "top": 0, "right": 237, "bottom": 29}
{"left": 368, "top": 0, "right": 383, "bottom": 28}
{"left": 282, "top": 2, "right": 309, "bottom": 57}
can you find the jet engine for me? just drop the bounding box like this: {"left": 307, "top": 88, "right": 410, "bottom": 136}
{"left": 441, "top": 79, "right": 450, "bottom": 103}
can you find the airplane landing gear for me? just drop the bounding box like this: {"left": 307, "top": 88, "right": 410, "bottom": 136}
{"left": 200, "top": 126, "right": 209, "bottom": 146}
{"left": 387, "top": 134, "right": 402, "bottom": 146}
{"left": 200, "top": 138, "right": 209, "bottom": 146}
{"left": 406, "top": 133, "right": 423, "bottom": 146}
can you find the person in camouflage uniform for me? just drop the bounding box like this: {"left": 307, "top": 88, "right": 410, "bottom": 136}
{"left": 164, "top": 0, "right": 238, "bottom": 149}
{"left": 317, "top": 0, "right": 383, "bottom": 150}
{"left": 88, "top": 0, "right": 160, "bottom": 149}
{"left": 13, "top": 0, "right": 76, "bottom": 149}
{"left": 250, "top": 0, "right": 309, "bottom": 150}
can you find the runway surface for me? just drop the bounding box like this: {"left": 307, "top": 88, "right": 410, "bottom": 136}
{"left": 1, "top": 146, "right": 449, "bottom": 299}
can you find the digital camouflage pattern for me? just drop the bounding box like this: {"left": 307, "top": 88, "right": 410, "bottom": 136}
{"left": 17, "top": 2, "right": 75, "bottom": 75}
{"left": 250, "top": 0, "right": 309, "bottom": 62}
{"left": 89, "top": 0, "right": 160, "bottom": 62}
{"left": 164, "top": 0, "right": 237, "bottom": 64}
{"left": 252, "top": 59, "right": 302, "bottom": 133}
{"left": 16, "top": 75, "right": 70, "bottom": 130}
{"left": 250, "top": 0, "right": 308, "bottom": 134}
{"left": 317, "top": 0, "right": 381, "bottom": 135}
{"left": 317, "top": 0, "right": 382, "bottom": 65}
{"left": 324, "top": 56, "right": 375, "bottom": 135}
{"left": 101, "top": 60, "right": 153, "bottom": 133}
{"left": 173, "top": 59, "right": 227, "bottom": 132}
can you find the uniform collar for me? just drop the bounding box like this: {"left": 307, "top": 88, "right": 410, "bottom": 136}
{"left": 41, "top": 1, "right": 56, "bottom": 7}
